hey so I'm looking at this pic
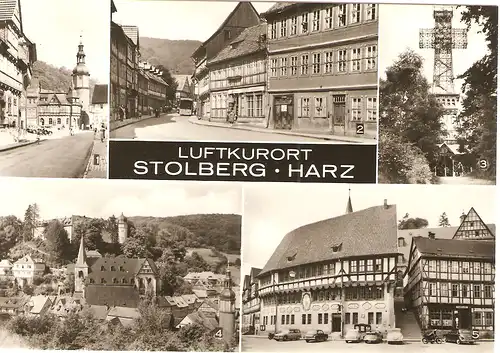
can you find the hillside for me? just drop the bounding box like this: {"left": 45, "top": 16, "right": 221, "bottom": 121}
{"left": 32, "top": 61, "right": 97, "bottom": 95}
{"left": 128, "top": 213, "right": 241, "bottom": 254}
{"left": 139, "top": 37, "right": 202, "bottom": 75}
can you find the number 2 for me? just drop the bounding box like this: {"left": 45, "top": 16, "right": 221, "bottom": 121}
{"left": 215, "top": 329, "right": 223, "bottom": 338}
{"left": 356, "top": 124, "right": 364, "bottom": 134}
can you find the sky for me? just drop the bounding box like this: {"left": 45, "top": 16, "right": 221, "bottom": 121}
{"left": 0, "top": 179, "right": 242, "bottom": 221}
{"left": 112, "top": 0, "right": 275, "bottom": 40}
{"left": 241, "top": 183, "right": 497, "bottom": 277}
{"left": 379, "top": 4, "right": 488, "bottom": 95}
{"left": 21, "top": 0, "right": 110, "bottom": 84}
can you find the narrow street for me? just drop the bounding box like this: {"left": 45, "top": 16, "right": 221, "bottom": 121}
{"left": 110, "top": 113, "right": 338, "bottom": 142}
{"left": 242, "top": 337, "right": 493, "bottom": 353}
{"left": 0, "top": 132, "right": 94, "bottom": 178}
{"left": 437, "top": 177, "right": 495, "bottom": 185}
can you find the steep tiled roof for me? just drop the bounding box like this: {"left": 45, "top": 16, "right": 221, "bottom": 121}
{"left": 121, "top": 25, "right": 139, "bottom": 47}
{"left": 259, "top": 204, "right": 398, "bottom": 276}
{"left": 107, "top": 306, "right": 140, "bottom": 319}
{"left": 87, "top": 304, "right": 109, "bottom": 320}
{"left": 0, "top": 0, "right": 17, "bottom": 22}
{"left": 0, "top": 296, "right": 27, "bottom": 309}
{"left": 85, "top": 285, "right": 140, "bottom": 308}
{"left": 413, "top": 237, "right": 495, "bottom": 259}
{"left": 250, "top": 267, "right": 262, "bottom": 279}
{"left": 91, "top": 84, "right": 108, "bottom": 105}
{"left": 209, "top": 23, "right": 266, "bottom": 65}
{"left": 27, "top": 295, "right": 49, "bottom": 314}
{"left": 261, "top": 2, "right": 297, "bottom": 17}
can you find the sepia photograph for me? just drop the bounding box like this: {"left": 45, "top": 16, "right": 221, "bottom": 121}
{"left": 378, "top": 4, "right": 497, "bottom": 185}
{"left": 110, "top": 1, "right": 378, "bottom": 144}
{"left": 0, "top": 0, "right": 110, "bottom": 179}
{"left": 0, "top": 179, "right": 242, "bottom": 351}
{"left": 241, "top": 183, "right": 495, "bottom": 352}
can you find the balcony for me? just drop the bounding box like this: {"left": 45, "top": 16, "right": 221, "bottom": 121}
{"left": 0, "top": 70, "right": 22, "bottom": 93}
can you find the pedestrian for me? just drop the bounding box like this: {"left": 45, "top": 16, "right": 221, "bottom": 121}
{"left": 100, "top": 123, "right": 105, "bottom": 143}
{"left": 118, "top": 105, "right": 124, "bottom": 121}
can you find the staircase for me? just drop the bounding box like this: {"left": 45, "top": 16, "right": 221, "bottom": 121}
{"left": 394, "top": 298, "right": 422, "bottom": 339}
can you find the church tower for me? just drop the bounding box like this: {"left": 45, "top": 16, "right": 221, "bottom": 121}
{"left": 118, "top": 213, "right": 128, "bottom": 244}
{"left": 72, "top": 35, "right": 90, "bottom": 113}
{"left": 345, "top": 187, "right": 353, "bottom": 214}
{"left": 74, "top": 236, "right": 89, "bottom": 294}
{"left": 218, "top": 266, "right": 236, "bottom": 346}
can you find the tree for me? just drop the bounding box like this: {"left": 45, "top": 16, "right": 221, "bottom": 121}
{"left": 0, "top": 215, "right": 23, "bottom": 258}
{"left": 22, "top": 204, "right": 40, "bottom": 242}
{"left": 379, "top": 49, "right": 446, "bottom": 183}
{"left": 438, "top": 212, "right": 451, "bottom": 227}
{"left": 234, "top": 258, "right": 241, "bottom": 267}
{"left": 106, "top": 215, "right": 119, "bottom": 244}
{"left": 456, "top": 6, "right": 498, "bottom": 179}
{"left": 157, "top": 65, "right": 178, "bottom": 106}
{"left": 44, "top": 220, "right": 70, "bottom": 265}
{"left": 398, "top": 213, "right": 429, "bottom": 230}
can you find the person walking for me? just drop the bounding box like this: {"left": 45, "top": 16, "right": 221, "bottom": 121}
{"left": 100, "top": 123, "right": 106, "bottom": 143}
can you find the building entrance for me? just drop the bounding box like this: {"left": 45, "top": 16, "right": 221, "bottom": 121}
{"left": 331, "top": 313, "right": 342, "bottom": 332}
{"left": 457, "top": 309, "right": 472, "bottom": 329}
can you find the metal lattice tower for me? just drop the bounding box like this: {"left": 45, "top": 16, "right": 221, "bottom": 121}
{"left": 419, "top": 6, "right": 468, "bottom": 94}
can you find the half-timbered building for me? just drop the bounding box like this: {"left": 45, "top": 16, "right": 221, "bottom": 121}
{"left": 242, "top": 267, "right": 262, "bottom": 334}
{"left": 403, "top": 208, "right": 495, "bottom": 336}
{"left": 256, "top": 198, "right": 398, "bottom": 336}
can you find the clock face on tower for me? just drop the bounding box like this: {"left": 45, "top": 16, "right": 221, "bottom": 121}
{"left": 301, "top": 292, "right": 311, "bottom": 311}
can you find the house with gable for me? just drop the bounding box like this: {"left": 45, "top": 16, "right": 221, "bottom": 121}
{"left": 403, "top": 207, "right": 495, "bottom": 337}
{"left": 12, "top": 255, "right": 45, "bottom": 287}
{"left": 174, "top": 75, "right": 194, "bottom": 101}
{"left": 191, "top": 1, "right": 261, "bottom": 119}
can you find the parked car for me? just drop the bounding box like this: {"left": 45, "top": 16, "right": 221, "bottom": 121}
{"left": 364, "top": 330, "right": 383, "bottom": 344}
{"left": 273, "top": 329, "right": 302, "bottom": 341}
{"left": 305, "top": 329, "right": 329, "bottom": 343}
{"left": 345, "top": 324, "right": 372, "bottom": 343}
{"left": 386, "top": 328, "right": 404, "bottom": 344}
{"left": 444, "top": 329, "right": 476, "bottom": 345}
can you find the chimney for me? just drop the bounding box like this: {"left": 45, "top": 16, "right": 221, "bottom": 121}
{"left": 384, "top": 199, "right": 388, "bottom": 209}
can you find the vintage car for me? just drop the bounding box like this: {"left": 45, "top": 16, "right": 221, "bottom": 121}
{"left": 345, "top": 324, "right": 372, "bottom": 343}
{"left": 305, "top": 329, "right": 329, "bottom": 343}
{"left": 444, "top": 329, "right": 476, "bottom": 344}
{"left": 364, "top": 330, "right": 384, "bottom": 344}
{"left": 386, "top": 328, "right": 404, "bottom": 344}
{"left": 273, "top": 328, "right": 302, "bottom": 341}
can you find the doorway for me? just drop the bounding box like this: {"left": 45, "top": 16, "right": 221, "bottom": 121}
{"left": 332, "top": 95, "right": 346, "bottom": 134}
{"left": 458, "top": 309, "right": 472, "bottom": 329}
{"left": 273, "top": 95, "right": 293, "bottom": 130}
{"left": 332, "top": 313, "right": 342, "bottom": 332}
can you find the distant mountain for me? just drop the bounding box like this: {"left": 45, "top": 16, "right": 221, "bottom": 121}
{"left": 139, "top": 37, "right": 202, "bottom": 75}
{"left": 32, "top": 61, "right": 97, "bottom": 96}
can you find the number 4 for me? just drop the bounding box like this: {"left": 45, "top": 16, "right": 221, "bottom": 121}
{"left": 214, "top": 329, "right": 223, "bottom": 338}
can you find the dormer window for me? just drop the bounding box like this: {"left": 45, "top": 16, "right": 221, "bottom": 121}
{"left": 224, "top": 30, "right": 231, "bottom": 41}
{"left": 89, "top": 278, "right": 94, "bottom": 284}
{"left": 100, "top": 278, "right": 105, "bottom": 284}
{"left": 119, "top": 266, "right": 124, "bottom": 271}
{"left": 286, "top": 252, "right": 297, "bottom": 262}
{"left": 331, "top": 243, "right": 343, "bottom": 252}
{"left": 100, "top": 266, "right": 105, "bottom": 271}
{"left": 398, "top": 237, "right": 406, "bottom": 247}
{"left": 112, "top": 278, "right": 118, "bottom": 284}
{"left": 110, "top": 266, "right": 116, "bottom": 271}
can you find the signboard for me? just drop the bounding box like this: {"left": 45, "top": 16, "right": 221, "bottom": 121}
{"left": 356, "top": 123, "right": 365, "bottom": 135}
{"left": 456, "top": 305, "right": 469, "bottom": 309}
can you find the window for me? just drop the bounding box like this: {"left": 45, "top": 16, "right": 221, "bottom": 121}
{"left": 256, "top": 94, "right": 263, "bottom": 117}
{"left": 366, "top": 259, "right": 373, "bottom": 272}
{"left": 398, "top": 237, "right": 405, "bottom": 247}
{"left": 100, "top": 278, "right": 105, "bottom": 284}
{"left": 345, "top": 312, "right": 351, "bottom": 324}
{"left": 285, "top": 314, "right": 289, "bottom": 324}
{"left": 89, "top": 278, "right": 94, "bottom": 284}
{"left": 318, "top": 313, "right": 323, "bottom": 324}
{"left": 314, "top": 97, "right": 326, "bottom": 117}
{"left": 375, "top": 259, "right": 382, "bottom": 271}
{"left": 451, "top": 284, "right": 458, "bottom": 297}
{"left": 352, "top": 48, "right": 361, "bottom": 71}
{"left": 473, "top": 285, "right": 481, "bottom": 298}
{"left": 484, "top": 262, "right": 492, "bottom": 274}
{"left": 324, "top": 313, "right": 328, "bottom": 324}
{"left": 312, "top": 10, "right": 320, "bottom": 31}
{"left": 484, "top": 285, "right": 492, "bottom": 298}
{"left": 110, "top": 266, "right": 116, "bottom": 271}
{"left": 429, "top": 282, "right": 436, "bottom": 296}
{"left": 359, "top": 260, "right": 365, "bottom": 273}
{"left": 376, "top": 312, "right": 382, "bottom": 324}
{"left": 100, "top": 266, "right": 105, "bottom": 271}
{"left": 271, "top": 22, "right": 277, "bottom": 39}
{"left": 224, "top": 30, "right": 231, "bottom": 40}
{"left": 280, "top": 57, "right": 288, "bottom": 76}
{"left": 351, "top": 4, "right": 361, "bottom": 23}
{"left": 324, "top": 51, "right": 333, "bottom": 73}
{"left": 247, "top": 95, "right": 254, "bottom": 117}
{"left": 451, "top": 261, "right": 459, "bottom": 273}
{"left": 302, "top": 314, "right": 306, "bottom": 324}
{"left": 290, "top": 16, "right": 298, "bottom": 35}
{"left": 112, "top": 278, "right": 118, "bottom": 284}
{"left": 428, "top": 260, "right": 436, "bottom": 271}
{"left": 290, "top": 56, "right": 298, "bottom": 75}
{"left": 291, "top": 315, "right": 295, "bottom": 324}
{"left": 366, "top": 45, "right": 377, "bottom": 70}
{"left": 324, "top": 7, "right": 334, "bottom": 29}
{"left": 301, "top": 54, "right": 309, "bottom": 75}
{"left": 352, "top": 312, "right": 358, "bottom": 324}
{"left": 312, "top": 53, "right": 321, "bottom": 74}
{"left": 440, "top": 283, "right": 448, "bottom": 296}
{"left": 440, "top": 261, "right": 448, "bottom": 272}
{"left": 122, "top": 278, "right": 127, "bottom": 284}
{"left": 299, "top": 97, "right": 310, "bottom": 118}
{"left": 473, "top": 312, "right": 482, "bottom": 326}
{"left": 338, "top": 50, "right": 347, "bottom": 72}
{"left": 307, "top": 313, "right": 312, "bottom": 324}
{"left": 270, "top": 59, "right": 278, "bottom": 77}
{"left": 367, "top": 4, "right": 377, "bottom": 20}
{"left": 350, "top": 261, "right": 357, "bottom": 273}
{"left": 473, "top": 262, "right": 481, "bottom": 274}
{"left": 351, "top": 98, "right": 362, "bottom": 121}
{"left": 338, "top": 5, "right": 347, "bottom": 27}
{"left": 484, "top": 312, "right": 493, "bottom": 326}
{"left": 462, "top": 284, "right": 469, "bottom": 298}
{"left": 301, "top": 13, "right": 309, "bottom": 33}
{"left": 368, "top": 312, "right": 374, "bottom": 324}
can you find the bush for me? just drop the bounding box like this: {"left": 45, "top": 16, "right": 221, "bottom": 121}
{"left": 32, "top": 276, "right": 44, "bottom": 286}
{"left": 23, "top": 285, "right": 34, "bottom": 295}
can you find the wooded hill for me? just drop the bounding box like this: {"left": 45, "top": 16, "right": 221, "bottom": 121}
{"left": 139, "top": 37, "right": 202, "bottom": 75}
{"left": 32, "top": 61, "right": 98, "bottom": 95}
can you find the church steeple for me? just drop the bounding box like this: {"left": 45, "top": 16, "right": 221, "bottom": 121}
{"left": 346, "top": 187, "right": 353, "bottom": 214}
{"left": 76, "top": 236, "right": 87, "bottom": 265}
{"left": 74, "top": 236, "right": 89, "bottom": 294}
{"left": 77, "top": 34, "right": 86, "bottom": 64}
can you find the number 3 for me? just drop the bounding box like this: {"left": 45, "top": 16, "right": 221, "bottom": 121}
{"left": 479, "top": 159, "right": 488, "bottom": 170}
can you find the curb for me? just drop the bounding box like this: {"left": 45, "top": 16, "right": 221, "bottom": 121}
{"left": 243, "top": 336, "right": 494, "bottom": 343}
{"left": 0, "top": 139, "right": 46, "bottom": 152}
{"left": 188, "top": 118, "right": 375, "bottom": 144}
{"left": 82, "top": 140, "right": 96, "bottom": 179}
{"left": 110, "top": 114, "right": 169, "bottom": 132}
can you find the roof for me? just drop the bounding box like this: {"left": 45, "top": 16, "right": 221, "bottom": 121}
{"left": 209, "top": 23, "right": 266, "bottom": 65}
{"left": 107, "top": 306, "right": 140, "bottom": 319}
{"left": 87, "top": 305, "right": 110, "bottom": 320}
{"left": 192, "top": 1, "right": 259, "bottom": 58}
{"left": 259, "top": 204, "right": 399, "bottom": 275}
{"left": 85, "top": 285, "right": 140, "bottom": 308}
{"left": 91, "top": 84, "right": 108, "bottom": 105}
{"left": 192, "top": 289, "right": 208, "bottom": 299}
{"left": 413, "top": 236, "right": 495, "bottom": 260}
{"left": 184, "top": 272, "right": 225, "bottom": 281}
{"left": 261, "top": 2, "right": 298, "bottom": 17}
{"left": 27, "top": 295, "right": 49, "bottom": 314}
{"left": 0, "top": 297, "right": 27, "bottom": 308}
{"left": 0, "top": 0, "right": 17, "bottom": 22}
{"left": 87, "top": 257, "right": 158, "bottom": 284}
{"left": 121, "top": 25, "right": 139, "bottom": 47}
{"left": 0, "top": 259, "right": 11, "bottom": 267}
{"left": 180, "top": 311, "right": 219, "bottom": 331}
{"left": 14, "top": 255, "right": 44, "bottom": 265}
